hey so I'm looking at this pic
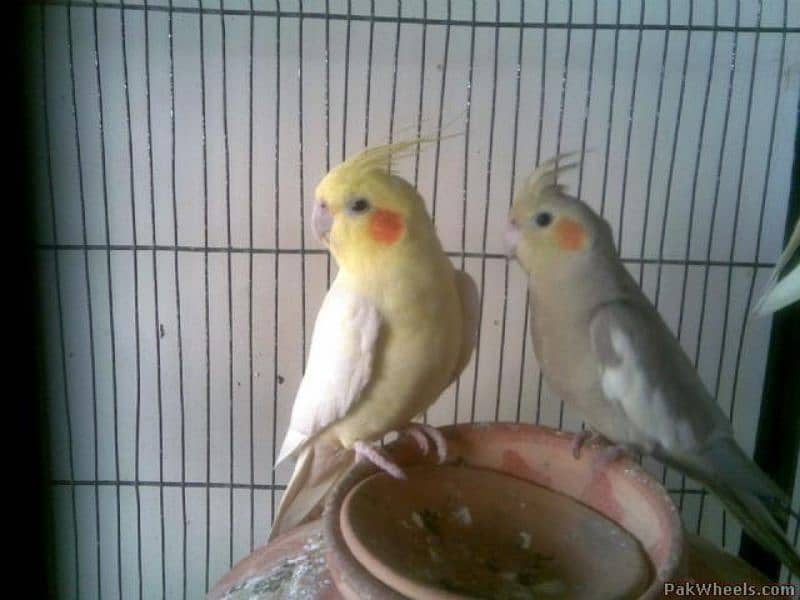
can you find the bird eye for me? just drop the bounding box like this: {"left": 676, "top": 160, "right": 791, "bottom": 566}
{"left": 348, "top": 198, "right": 371, "bottom": 214}
{"left": 533, "top": 212, "right": 553, "bottom": 227}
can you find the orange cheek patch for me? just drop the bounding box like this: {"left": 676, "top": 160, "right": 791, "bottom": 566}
{"left": 369, "top": 209, "right": 404, "bottom": 244}
{"left": 554, "top": 217, "right": 587, "bottom": 251}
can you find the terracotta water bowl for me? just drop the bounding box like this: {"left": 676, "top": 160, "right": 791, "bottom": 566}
{"left": 324, "top": 423, "right": 685, "bottom": 599}
{"left": 209, "top": 423, "right": 770, "bottom": 599}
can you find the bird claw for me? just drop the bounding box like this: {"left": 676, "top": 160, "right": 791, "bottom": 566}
{"left": 571, "top": 430, "right": 633, "bottom": 469}
{"left": 351, "top": 425, "right": 448, "bottom": 480}
{"left": 593, "top": 444, "right": 633, "bottom": 470}
{"left": 601, "top": 445, "right": 626, "bottom": 463}
{"left": 571, "top": 429, "right": 606, "bottom": 460}
{"left": 571, "top": 430, "right": 592, "bottom": 460}
{"left": 400, "top": 424, "right": 448, "bottom": 464}
{"left": 405, "top": 428, "right": 430, "bottom": 456}
{"left": 353, "top": 441, "right": 407, "bottom": 480}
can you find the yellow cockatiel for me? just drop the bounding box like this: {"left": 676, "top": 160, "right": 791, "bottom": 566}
{"left": 270, "top": 140, "right": 479, "bottom": 541}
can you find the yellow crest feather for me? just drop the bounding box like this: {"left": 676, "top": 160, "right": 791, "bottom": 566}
{"left": 332, "top": 134, "right": 460, "bottom": 180}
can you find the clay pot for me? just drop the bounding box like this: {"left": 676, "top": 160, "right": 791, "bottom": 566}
{"left": 206, "top": 520, "right": 338, "bottom": 599}
{"left": 208, "top": 423, "right": 770, "bottom": 599}
{"left": 324, "top": 423, "right": 684, "bottom": 599}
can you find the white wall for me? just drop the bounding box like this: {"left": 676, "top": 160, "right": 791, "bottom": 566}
{"left": 25, "top": 0, "right": 800, "bottom": 597}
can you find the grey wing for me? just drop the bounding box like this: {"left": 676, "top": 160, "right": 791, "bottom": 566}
{"left": 589, "top": 300, "right": 731, "bottom": 455}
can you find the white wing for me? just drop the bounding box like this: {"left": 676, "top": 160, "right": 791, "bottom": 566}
{"left": 275, "top": 276, "right": 381, "bottom": 466}
{"left": 589, "top": 301, "right": 726, "bottom": 455}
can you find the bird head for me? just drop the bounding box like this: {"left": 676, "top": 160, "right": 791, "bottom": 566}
{"left": 313, "top": 140, "right": 437, "bottom": 273}
{"left": 506, "top": 155, "right": 613, "bottom": 277}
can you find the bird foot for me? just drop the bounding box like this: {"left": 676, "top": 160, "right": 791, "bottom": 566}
{"left": 353, "top": 441, "right": 407, "bottom": 480}
{"left": 593, "top": 444, "right": 633, "bottom": 470}
{"left": 571, "top": 429, "right": 607, "bottom": 460}
{"left": 400, "top": 423, "right": 448, "bottom": 464}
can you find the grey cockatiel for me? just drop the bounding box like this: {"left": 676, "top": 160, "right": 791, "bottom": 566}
{"left": 505, "top": 154, "right": 800, "bottom": 576}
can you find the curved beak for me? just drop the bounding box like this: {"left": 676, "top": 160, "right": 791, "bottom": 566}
{"left": 312, "top": 201, "right": 333, "bottom": 244}
{"left": 505, "top": 218, "right": 521, "bottom": 258}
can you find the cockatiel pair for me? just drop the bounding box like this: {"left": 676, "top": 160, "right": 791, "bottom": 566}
{"left": 272, "top": 139, "right": 799, "bottom": 577}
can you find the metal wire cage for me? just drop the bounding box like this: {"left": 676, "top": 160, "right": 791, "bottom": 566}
{"left": 24, "top": 0, "right": 800, "bottom": 597}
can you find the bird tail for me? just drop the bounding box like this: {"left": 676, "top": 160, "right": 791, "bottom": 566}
{"left": 669, "top": 437, "right": 800, "bottom": 577}
{"left": 268, "top": 441, "right": 354, "bottom": 542}
{"left": 706, "top": 479, "right": 800, "bottom": 577}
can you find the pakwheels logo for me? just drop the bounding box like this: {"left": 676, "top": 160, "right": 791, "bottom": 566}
{"left": 663, "top": 581, "right": 797, "bottom": 597}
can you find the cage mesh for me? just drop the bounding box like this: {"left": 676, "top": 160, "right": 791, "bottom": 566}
{"left": 24, "top": 0, "right": 800, "bottom": 597}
